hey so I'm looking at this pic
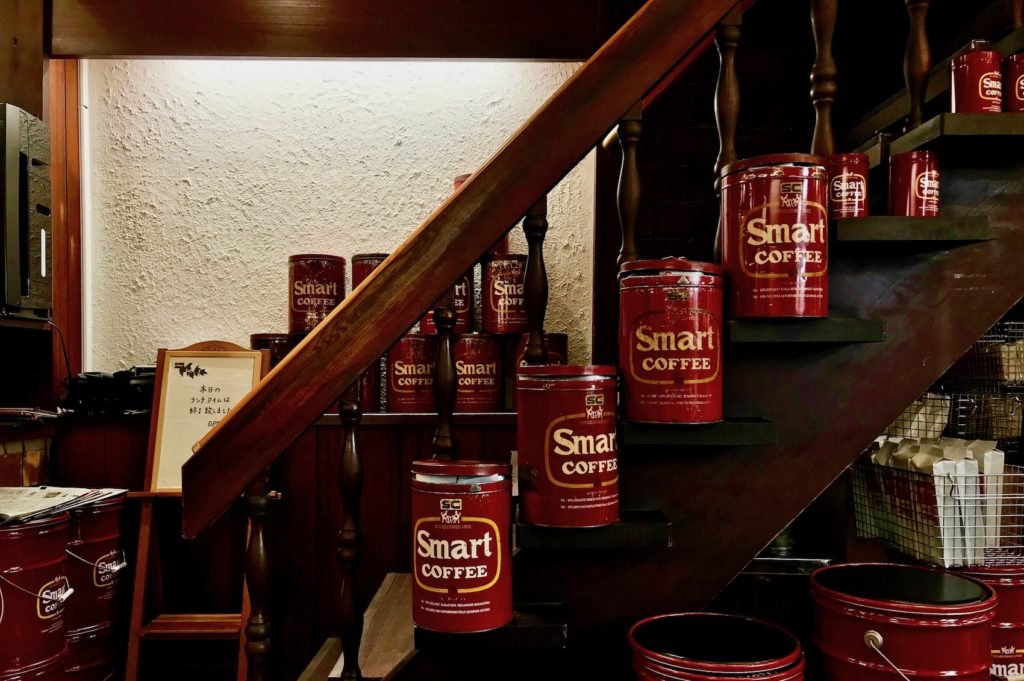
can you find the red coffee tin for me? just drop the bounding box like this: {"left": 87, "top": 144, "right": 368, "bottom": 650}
{"left": 952, "top": 42, "right": 1002, "bottom": 113}
{"left": 889, "top": 150, "right": 939, "bottom": 217}
{"left": 411, "top": 460, "right": 512, "bottom": 633}
{"left": 249, "top": 333, "right": 295, "bottom": 369}
{"left": 386, "top": 334, "right": 437, "bottom": 413}
{"left": 512, "top": 332, "right": 569, "bottom": 409}
{"left": 352, "top": 253, "right": 390, "bottom": 413}
{"left": 828, "top": 154, "right": 869, "bottom": 219}
{"left": 619, "top": 259, "right": 723, "bottom": 424}
{"left": 1004, "top": 53, "right": 1024, "bottom": 112}
{"left": 64, "top": 494, "right": 125, "bottom": 633}
{"left": 352, "top": 252, "right": 388, "bottom": 291}
{"left": 517, "top": 365, "right": 618, "bottom": 528}
{"left": 811, "top": 563, "right": 995, "bottom": 681}
{"left": 482, "top": 255, "right": 528, "bottom": 334}
{"left": 0, "top": 653, "right": 67, "bottom": 681}
{"left": 420, "top": 269, "right": 474, "bottom": 335}
{"left": 0, "top": 514, "right": 71, "bottom": 675}
{"left": 454, "top": 334, "right": 502, "bottom": 413}
{"left": 963, "top": 567, "right": 1024, "bottom": 678}
{"left": 720, "top": 154, "right": 828, "bottom": 318}
{"left": 288, "top": 254, "right": 346, "bottom": 334}
{"left": 64, "top": 623, "right": 115, "bottom": 680}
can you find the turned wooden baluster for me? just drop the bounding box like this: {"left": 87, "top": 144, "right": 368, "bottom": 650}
{"left": 244, "top": 472, "right": 271, "bottom": 681}
{"left": 616, "top": 105, "right": 642, "bottom": 267}
{"left": 338, "top": 385, "right": 364, "bottom": 680}
{"left": 523, "top": 196, "right": 550, "bottom": 365}
{"left": 713, "top": 8, "right": 742, "bottom": 262}
{"left": 432, "top": 305, "right": 458, "bottom": 460}
{"left": 810, "top": 0, "right": 838, "bottom": 157}
{"left": 904, "top": 0, "right": 932, "bottom": 132}
{"left": 1013, "top": 0, "right": 1024, "bottom": 30}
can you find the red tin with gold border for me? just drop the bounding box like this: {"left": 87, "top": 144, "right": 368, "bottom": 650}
{"left": 386, "top": 334, "right": 437, "bottom": 413}
{"left": 454, "top": 334, "right": 502, "bottom": 413}
{"left": 517, "top": 365, "right": 618, "bottom": 527}
{"left": 512, "top": 332, "right": 569, "bottom": 409}
{"left": 952, "top": 42, "right": 1002, "bottom": 113}
{"left": 828, "top": 154, "right": 869, "bottom": 219}
{"left": 720, "top": 154, "right": 828, "bottom": 318}
{"left": 482, "top": 255, "right": 528, "bottom": 334}
{"left": 619, "top": 259, "right": 723, "bottom": 424}
{"left": 1005, "top": 53, "right": 1024, "bottom": 112}
{"left": 411, "top": 460, "right": 512, "bottom": 633}
{"left": 288, "top": 254, "right": 346, "bottom": 334}
{"left": 421, "top": 270, "right": 474, "bottom": 335}
{"left": 889, "top": 150, "right": 939, "bottom": 217}
{"left": 963, "top": 566, "right": 1024, "bottom": 678}
{"left": 352, "top": 253, "right": 390, "bottom": 413}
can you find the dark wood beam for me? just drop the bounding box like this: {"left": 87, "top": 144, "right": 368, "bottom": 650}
{"left": 181, "top": 0, "right": 742, "bottom": 539}
{"left": 0, "top": 0, "right": 45, "bottom": 117}
{"left": 50, "top": 0, "right": 620, "bottom": 60}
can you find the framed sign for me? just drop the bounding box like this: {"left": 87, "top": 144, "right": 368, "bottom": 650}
{"left": 145, "top": 341, "right": 268, "bottom": 492}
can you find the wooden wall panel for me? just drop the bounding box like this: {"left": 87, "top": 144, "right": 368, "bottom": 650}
{"left": 0, "top": 0, "right": 44, "bottom": 117}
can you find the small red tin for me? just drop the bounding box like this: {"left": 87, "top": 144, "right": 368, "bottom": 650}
{"left": 512, "top": 332, "right": 569, "bottom": 409}
{"left": 352, "top": 253, "right": 390, "bottom": 413}
{"left": 482, "top": 255, "right": 528, "bottom": 334}
{"left": 517, "top": 365, "right": 618, "bottom": 527}
{"left": 720, "top": 154, "right": 829, "bottom": 318}
{"left": 351, "top": 252, "right": 388, "bottom": 291}
{"left": 411, "top": 460, "right": 512, "bottom": 633}
{"left": 828, "top": 154, "right": 869, "bottom": 219}
{"left": 619, "top": 259, "right": 723, "bottom": 424}
{"left": 889, "top": 150, "right": 939, "bottom": 217}
{"left": 1004, "top": 53, "right": 1024, "bottom": 112}
{"left": 386, "top": 334, "right": 437, "bottom": 413}
{"left": 952, "top": 41, "right": 1002, "bottom": 113}
{"left": 249, "top": 333, "right": 295, "bottom": 369}
{"left": 288, "top": 254, "right": 346, "bottom": 335}
{"left": 421, "top": 269, "right": 474, "bottom": 335}
{"left": 454, "top": 334, "right": 502, "bottom": 413}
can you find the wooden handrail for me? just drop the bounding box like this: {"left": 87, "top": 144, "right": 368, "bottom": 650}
{"left": 181, "top": 0, "right": 744, "bottom": 538}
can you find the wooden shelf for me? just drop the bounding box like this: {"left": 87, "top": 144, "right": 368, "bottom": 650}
{"left": 315, "top": 411, "right": 516, "bottom": 427}
{"left": 515, "top": 509, "right": 672, "bottom": 550}
{"left": 0, "top": 316, "right": 52, "bottom": 332}
{"left": 866, "top": 113, "right": 1024, "bottom": 167}
{"left": 137, "top": 613, "right": 241, "bottom": 640}
{"left": 742, "top": 556, "right": 832, "bottom": 577}
{"left": 834, "top": 215, "right": 991, "bottom": 253}
{"left": 619, "top": 417, "right": 776, "bottom": 447}
{"left": 414, "top": 603, "right": 567, "bottom": 653}
{"left": 726, "top": 317, "right": 884, "bottom": 344}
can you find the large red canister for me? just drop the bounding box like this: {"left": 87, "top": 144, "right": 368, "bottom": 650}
{"left": 828, "top": 153, "right": 869, "bottom": 219}
{"left": 411, "top": 460, "right": 512, "bottom": 633}
{"left": 288, "top": 254, "right": 346, "bottom": 334}
{"left": 628, "top": 613, "right": 805, "bottom": 680}
{"left": 64, "top": 624, "right": 114, "bottom": 680}
{"left": 352, "top": 253, "right": 390, "bottom": 413}
{"left": 386, "top": 334, "right": 437, "bottom": 413}
{"left": 0, "top": 514, "right": 71, "bottom": 675}
{"left": 454, "top": 334, "right": 502, "bottom": 413}
{"left": 952, "top": 42, "right": 1002, "bottom": 113}
{"left": 811, "top": 563, "right": 996, "bottom": 680}
{"left": 889, "top": 151, "right": 939, "bottom": 217}
{"left": 64, "top": 494, "right": 125, "bottom": 633}
{"left": 1005, "top": 54, "right": 1024, "bottom": 113}
{"left": 420, "top": 270, "right": 474, "bottom": 335}
{"left": 962, "top": 567, "right": 1024, "bottom": 678}
{"left": 512, "top": 332, "right": 569, "bottom": 409}
{"left": 517, "top": 365, "right": 618, "bottom": 527}
{"left": 482, "top": 255, "right": 528, "bottom": 334}
{"left": 0, "top": 653, "right": 67, "bottom": 681}
{"left": 618, "top": 259, "right": 723, "bottom": 424}
{"left": 720, "top": 154, "right": 828, "bottom": 318}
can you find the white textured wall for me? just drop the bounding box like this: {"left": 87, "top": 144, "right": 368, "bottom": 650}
{"left": 83, "top": 59, "right": 595, "bottom": 371}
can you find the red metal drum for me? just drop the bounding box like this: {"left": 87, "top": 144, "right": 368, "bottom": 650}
{"left": 962, "top": 566, "right": 1024, "bottom": 678}
{"left": 720, "top": 154, "right": 828, "bottom": 318}
{"left": 618, "top": 259, "right": 723, "bottom": 424}
{"left": 0, "top": 514, "right": 71, "bottom": 675}
{"left": 811, "top": 563, "right": 996, "bottom": 680}
{"left": 628, "top": 613, "right": 805, "bottom": 680}
{"left": 420, "top": 269, "right": 474, "bottom": 335}
{"left": 1005, "top": 53, "right": 1024, "bottom": 112}
{"left": 512, "top": 332, "right": 568, "bottom": 409}
{"left": 889, "top": 151, "right": 939, "bottom": 217}
{"left": 517, "top": 365, "right": 618, "bottom": 528}
{"left": 64, "top": 624, "right": 114, "bottom": 680}
{"left": 288, "top": 254, "right": 346, "bottom": 334}
{"left": 386, "top": 334, "right": 437, "bottom": 413}
{"left": 411, "top": 460, "right": 512, "bottom": 633}
{"left": 454, "top": 334, "right": 502, "bottom": 413}
{"left": 64, "top": 495, "right": 125, "bottom": 633}
{"left": 352, "top": 253, "right": 390, "bottom": 413}
{"left": 952, "top": 42, "right": 1002, "bottom": 113}
{"left": 828, "top": 154, "right": 869, "bottom": 219}
{"left": 482, "top": 255, "right": 528, "bottom": 334}
{"left": 0, "top": 653, "right": 67, "bottom": 681}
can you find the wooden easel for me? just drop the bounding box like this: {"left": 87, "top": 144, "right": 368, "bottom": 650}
{"left": 125, "top": 341, "right": 269, "bottom": 681}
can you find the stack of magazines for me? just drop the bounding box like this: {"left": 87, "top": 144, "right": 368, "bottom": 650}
{"left": 0, "top": 486, "right": 128, "bottom": 524}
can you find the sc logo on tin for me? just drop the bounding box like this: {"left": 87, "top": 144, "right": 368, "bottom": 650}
{"left": 439, "top": 498, "right": 462, "bottom": 524}
{"left": 779, "top": 181, "right": 803, "bottom": 194}
{"left": 440, "top": 499, "right": 462, "bottom": 511}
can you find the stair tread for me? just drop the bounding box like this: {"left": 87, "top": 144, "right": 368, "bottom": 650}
{"left": 414, "top": 603, "right": 567, "bottom": 653}
{"left": 619, "top": 417, "right": 776, "bottom": 447}
{"left": 138, "top": 612, "right": 241, "bottom": 639}
{"left": 726, "top": 317, "right": 884, "bottom": 344}
{"left": 865, "top": 113, "right": 1024, "bottom": 168}
{"left": 515, "top": 509, "right": 673, "bottom": 550}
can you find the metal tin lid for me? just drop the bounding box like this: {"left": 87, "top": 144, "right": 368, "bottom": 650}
{"left": 412, "top": 459, "right": 511, "bottom": 478}
{"left": 485, "top": 253, "right": 527, "bottom": 263}
{"left": 456, "top": 332, "right": 499, "bottom": 343}
{"left": 828, "top": 152, "right": 868, "bottom": 164}
{"left": 518, "top": 364, "right": 616, "bottom": 378}
{"left": 288, "top": 254, "right": 346, "bottom": 263}
{"left": 619, "top": 258, "right": 723, "bottom": 277}
{"left": 250, "top": 333, "right": 291, "bottom": 341}
{"left": 352, "top": 253, "right": 389, "bottom": 262}
{"left": 811, "top": 563, "right": 995, "bottom": 613}
{"left": 889, "top": 150, "right": 937, "bottom": 163}
{"left": 721, "top": 153, "right": 826, "bottom": 177}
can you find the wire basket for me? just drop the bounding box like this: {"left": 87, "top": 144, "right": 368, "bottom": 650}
{"left": 852, "top": 457, "right": 1024, "bottom": 568}
{"left": 885, "top": 392, "right": 1022, "bottom": 457}
{"left": 942, "top": 321, "right": 1024, "bottom": 387}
